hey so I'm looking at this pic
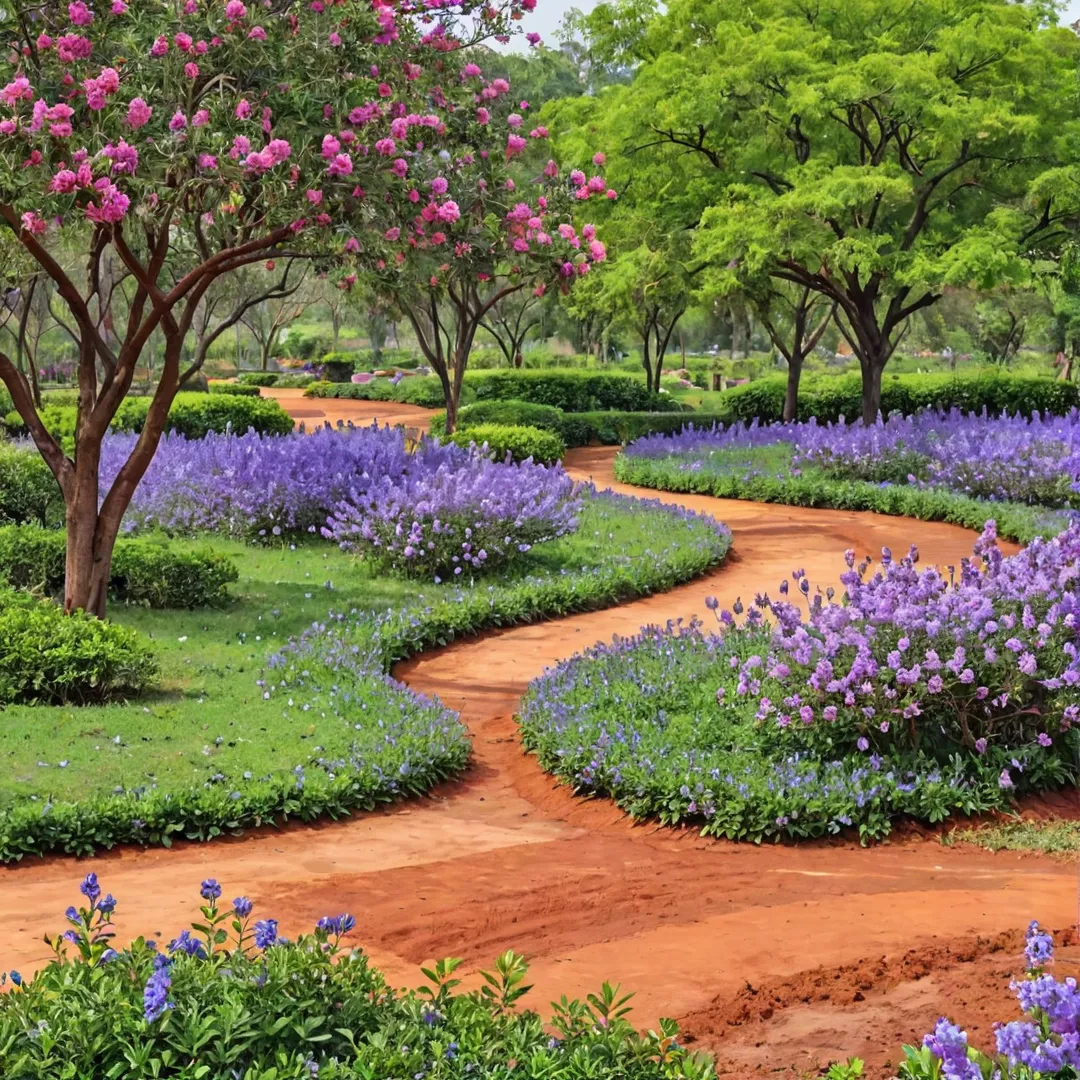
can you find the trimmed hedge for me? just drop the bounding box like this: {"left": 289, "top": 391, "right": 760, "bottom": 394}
{"left": 238, "top": 371, "right": 317, "bottom": 388}
{"left": 0, "top": 525, "right": 239, "bottom": 608}
{"left": 306, "top": 377, "right": 452, "bottom": 408}
{"left": 578, "top": 409, "right": 734, "bottom": 445}
{"left": 0, "top": 587, "right": 156, "bottom": 705}
{"left": 450, "top": 423, "right": 566, "bottom": 464}
{"left": 0, "top": 445, "right": 64, "bottom": 527}
{"left": 722, "top": 371, "right": 1080, "bottom": 423}
{"left": 208, "top": 383, "right": 261, "bottom": 397}
{"left": 469, "top": 369, "right": 682, "bottom": 412}
{"left": 307, "top": 370, "right": 683, "bottom": 413}
{"left": 4, "top": 393, "right": 294, "bottom": 445}
{"left": 430, "top": 399, "right": 595, "bottom": 447}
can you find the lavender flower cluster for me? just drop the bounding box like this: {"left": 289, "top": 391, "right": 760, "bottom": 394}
{"left": 99, "top": 425, "right": 581, "bottom": 576}
{"left": 518, "top": 521, "right": 1080, "bottom": 839}
{"left": 724, "top": 520, "right": 1080, "bottom": 764}
{"left": 910, "top": 922, "right": 1080, "bottom": 1077}
{"left": 624, "top": 409, "right": 1080, "bottom": 508}
{"left": 322, "top": 442, "right": 581, "bottom": 577}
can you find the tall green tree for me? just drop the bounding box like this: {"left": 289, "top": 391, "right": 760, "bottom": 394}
{"left": 568, "top": 0, "right": 1080, "bottom": 421}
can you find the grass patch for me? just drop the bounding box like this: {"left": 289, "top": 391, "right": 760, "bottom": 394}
{"left": 0, "top": 490, "right": 730, "bottom": 860}
{"left": 949, "top": 819, "right": 1080, "bottom": 855}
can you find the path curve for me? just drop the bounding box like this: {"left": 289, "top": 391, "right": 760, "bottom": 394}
{"left": 1, "top": 427, "right": 1076, "bottom": 1077}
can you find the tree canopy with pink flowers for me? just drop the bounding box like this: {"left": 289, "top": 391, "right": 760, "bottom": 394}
{"left": 351, "top": 65, "right": 612, "bottom": 431}
{"left": 0, "top": 0, "right": 556, "bottom": 615}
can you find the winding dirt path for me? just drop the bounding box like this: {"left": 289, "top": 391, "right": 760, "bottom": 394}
{"left": 2, "top": 418, "right": 1078, "bottom": 1076}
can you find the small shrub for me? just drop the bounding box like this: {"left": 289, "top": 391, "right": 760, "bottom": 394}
{"left": 579, "top": 409, "right": 734, "bottom": 445}
{"left": 430, "top": 399, "right": 595, "bottom": 447}
{"left": 112, "top": 392, "right": 295, "bottom": 438}
{"left": 0, "top": 588, "right": 157, "bottom": 705}
{"left": 450, "top": 423, "right": 566, "bottom": 464}
{"left": 0, "top": 525, "right": 238, "bottom": 608}
{"left": 0, "top": 445, "right": 64, "bottom": 527}
{"left": 318, "top": 357, "right": 355, "bottom": 383}
{"left": 208, "top": 383, "right": 261, "bottom": 397}
{"left": 237, "top": 372, "right": 280, "bottom": 387}
{"left": 0, "top": 874, "right": 706, "bottom": 1080}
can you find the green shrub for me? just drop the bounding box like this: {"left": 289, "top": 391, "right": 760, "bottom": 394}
{"left": 578, "top": 410, "right": 734, "bottom": 445}
{"left": 0, "top": 446, "right": 64, "bottom": 527}
{"left": 237, "top": 371, "right": 280, "bottom": 386}
{"left": 283, "top": 328, "right": 332, "bottom": 359}
{"left": 306, "top": 376, "right": 455, "bottom": 409}
{"left": 430, "top": 399, "right": 595, "bottom": 447}
{"left": 722, "top": 371, "right": 1080, "bottom": 423}
{"left": 450, "top": 423, "right": 566, "bottom": 464}
{"left": 0, "top": 526, "right": 238, "bottom": 608}
{"left": 318, "top": 357, "right": 355, "bottom": 383}
{"left": 112, "top": 392, "right": 295, "bottom": 438}
{"left": 469, "top": 370, "right": 681, "bottom": 412}
{"left": 0, "top": 587, "right": 156, "bottom": 705}
{"left": 0, "top": 881, "right": 705, "bottom": 1080}
{"left": 5, "top": 393, "right": 294, "bottom": 444}
{"left": 208, "top": 383, "right": 261, "bottom": 397}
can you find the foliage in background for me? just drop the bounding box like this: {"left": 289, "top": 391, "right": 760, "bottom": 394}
{"left": 449, "top": 422, "right": 566, "bottom": 465}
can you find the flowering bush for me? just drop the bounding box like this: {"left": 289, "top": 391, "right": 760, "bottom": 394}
{"left": 323, "top": 440, "right": 581, "bottom": 577}
{"left": 902, "top": 922, "right": 1080, "bottom": 1078}
{"left": 0, "top": 874, "right": 707, "bottom": 1080}
{"left": 518, "top": 523, "right": 1080, "bottom": 841}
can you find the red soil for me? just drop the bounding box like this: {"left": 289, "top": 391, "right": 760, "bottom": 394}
{"left": 3, "top": 416, "right": 1078, "bottom": 1077}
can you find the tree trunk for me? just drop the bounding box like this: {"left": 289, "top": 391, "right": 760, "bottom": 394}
{"left": 783, "top": 355, "right": 803, "bottom": 422}
{"left": 63, "top": 453, "right": 116, "bottom": 617}
{"left": 861, "top": 361, "right": 884, "bottom": 425}
{"left": 260, "top": 337, "right": 272, "bottom": 371}
{"left": 514, "top": 351, "right": 523, "bottom": 369}
{"left": 438, "top": 366, "right": 457, "bottom": 433}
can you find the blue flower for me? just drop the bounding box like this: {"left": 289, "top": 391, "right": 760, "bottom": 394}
{"left": 79, "top": 873, "right": 100, "bottom": 904}
{"left": 143, "top": 963, "right": 173, "bottom": 1023}
{"left": 199, "top": 879, "right": 222, "bottom": 901}
{"left": 232, "top": 896, "right": 253, "bottom": 918}
{"left": 254, "top": 919, "right": 278, "bottom": 950}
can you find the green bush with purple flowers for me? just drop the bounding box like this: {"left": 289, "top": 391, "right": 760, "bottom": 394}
{"left": 519, "top": 522, "right": 1080, "bottom": 842}
{"left": 0, "top": 873, "right": 711, "bottom": 1080}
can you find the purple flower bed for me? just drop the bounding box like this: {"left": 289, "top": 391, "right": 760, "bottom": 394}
{"left": 101, "top": 426, "right": 581, "bottom": 575}
{"left": 518, "top": 521, "right": 1080, "bottom": 841}
{"left": 624, "top": 409, "right": 1080, "bottom": 508}
{"left": 323, "top": 445, "right": 580, "bottom": 577}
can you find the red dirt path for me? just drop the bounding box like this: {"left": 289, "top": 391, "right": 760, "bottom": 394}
{"left": 3, "top": 408, "right": 1078, "bottom": 1077}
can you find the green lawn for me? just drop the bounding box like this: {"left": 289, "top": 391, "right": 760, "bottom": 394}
{"left": 0, "top": 491, "right": 728, "bottom": 812}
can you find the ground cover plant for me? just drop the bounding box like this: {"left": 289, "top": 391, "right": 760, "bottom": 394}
{"left": 0, "top": 486, "right": 731, "bottom": 862}
{"left": 615, "top": 411, "right": 1080, "bottom": 542}
{"left": 0, "top": 874, "right": 710, "bottom": 1080}
{"left": 518, "top": 522, "right": 1080, "bottom": 842}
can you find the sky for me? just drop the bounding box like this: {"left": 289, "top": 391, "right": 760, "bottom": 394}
{"left": 514, "top": 0, "right": 1080, "bottom": 50}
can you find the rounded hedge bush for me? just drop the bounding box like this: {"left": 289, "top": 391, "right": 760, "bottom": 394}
{"left": 0, "top": 524, "right": 239, "bottom": 608}
{"left": 449, "top": 423, "right": 566, "bottom": 464}
{"left": 0, "top": 445, "right": 64, "bottom": 527}
{"left": 430, "top": 399, "right": 594, "bottom": 447}
{"left": 0, "top": 588, "right": 157, "bottom": 705}
{"left": 208, "top": 383, "right": 261, "bottom": 397}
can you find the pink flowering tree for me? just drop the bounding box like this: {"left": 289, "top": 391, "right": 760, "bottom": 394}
{"left": 352, "top": 65, "right": 611, "bottom": 431}
{"left": 0, "top": 0, "right": 535, "bottom": 616}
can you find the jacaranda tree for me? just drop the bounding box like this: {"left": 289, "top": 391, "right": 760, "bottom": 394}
{"left": 0, "top": 0, "right": 537, "bottom": 615}
{"left": 355, "top": 63, "right": 611, "bottom": 431}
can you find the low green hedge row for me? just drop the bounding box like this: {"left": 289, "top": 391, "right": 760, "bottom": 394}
{"left": 0, "top": 525, "right": 238, "bottom": 608}
{"left": 237, "top": 372, "right": 317, "bottom": 388}
{"left": 722, "top": 370, "right": 1080, "bottom": 423}
{"left": 449, "top": 423, "right": 566, "bottom": 464}
{"left": 306, "top": 369, "right": 683, "bottom": 413}
{"left": 207, "top": 383, "right": 261, "bottom": 397}
{"left": 0, "top": 587, "right": 157, "bottom": 705}
{"left": 3, "top": 392, "right": 294, "bottom": 447}
{"left": 613, "top": 453, "right": 1068, "bottom": 545}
